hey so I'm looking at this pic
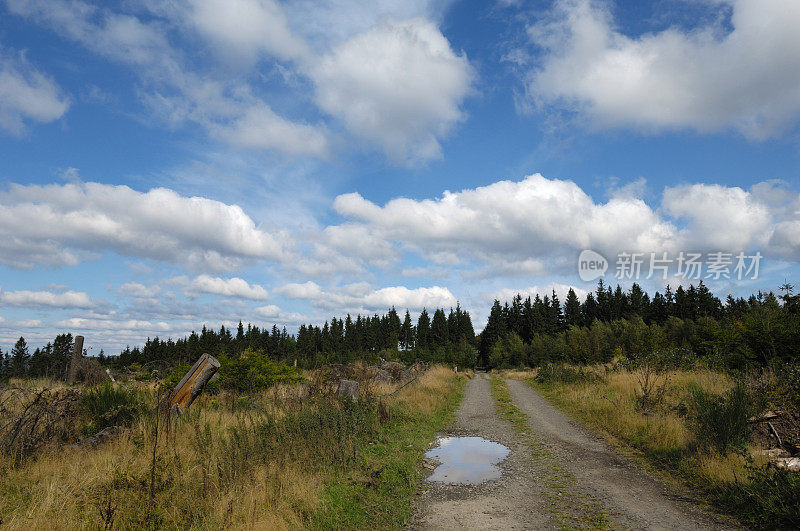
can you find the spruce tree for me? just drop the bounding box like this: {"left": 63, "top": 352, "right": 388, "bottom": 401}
{"left": 11, "top": 337, "right": 30, "bottom": 378}
{"left": 564, "top": 288, "right": 582, "bottom": 327}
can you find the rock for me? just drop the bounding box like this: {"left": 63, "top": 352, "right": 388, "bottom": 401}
{"left": 379, "top": 361, "right": 406, "bottom": 380}
{"left": 337, "top": 379, "right": 359, "bottom": 401}
{"left": 754, "top": 448, "right": 790, "bottom": 459}
{"left": 71, "top": 426, "right": 125, "bottom": 449}
{"left": 371, "top": 368, "right": 393, "bottom": 383}
{"left": 775, "top": 457, "right": 800, "bottom": 472}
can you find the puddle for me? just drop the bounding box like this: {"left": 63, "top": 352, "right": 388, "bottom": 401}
{"left": 425, "top": 436, "right": 510, "bottom": 484}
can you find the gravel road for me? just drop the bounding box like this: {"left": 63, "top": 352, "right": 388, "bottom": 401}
{"left": 410, "top": 374, "right": 736, "bottom": 530}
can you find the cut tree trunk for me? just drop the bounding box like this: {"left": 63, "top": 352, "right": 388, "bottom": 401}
{"left": 167, "top": 354, "right": 221, "bottom": 414}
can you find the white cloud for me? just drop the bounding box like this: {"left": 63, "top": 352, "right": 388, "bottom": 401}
{"left": 0, "top": 288, "right": 95, "bottom": 308}
{"left": 0, "top": 181, "right": 288, "bottom": 271}
{"left": 275, "top": 281, "right": 324, "bottom": 299}
{"left": 217, "top": 104, "right": 328, "bottom": 157}
{"left": 490, "top": 283, "right": 589, "bottom": 304}
{"left": 6, "top": 0, "right": 329, "bottom": 157}
{"left": 184, "top": 275, "right": 269, "bottom": 300}
{"left": 662, "top": 183, "right": 772, "bottom": 251}
{"left": 361, "top": 285, "right": 456, "bottom": 310}
{"left": 188, "top": 0, "right": 309, "bottom": 63}
{"left": 0, "top": 48, "right": 69, "bottom": 135}
{"left": 525, "top": 0, "right": 800, "bottom": 139}
{"left": 333, "top": 173, "right": 800, "bottom": 273}
{"left": 334, "top": 173, "right": 678, "bottom": 266}
{"left": 310, "top": 18, "right": 473, "bottom": 164}
{"left": 56, "top": 317, "right": 173, "bottom": 332}
{"left": 278, "top": 281, "right": 456, "bottom": 311}
{"left": 118, "top": 282, "right": 157, "bottom": 298}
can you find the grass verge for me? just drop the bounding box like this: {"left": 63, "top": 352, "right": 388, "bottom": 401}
{"left": 528, "top": 365, "right": 800, "bottom": 529}
{"left": 312, "top": 367, "right": 466, "bottom": 529}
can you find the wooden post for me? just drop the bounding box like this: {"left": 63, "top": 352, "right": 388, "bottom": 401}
{"left": 168, "top": 353, "right": 220, "bottom": 414}
{"left": 67, "top": 335, "right": 84, "bottom": 384}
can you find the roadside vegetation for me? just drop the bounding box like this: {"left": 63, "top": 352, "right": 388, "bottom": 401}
{"left": 0, "top": 363, "right": 465, "bottom": 529}
{"left": 525, "top": 356, "right": 800, "bottom": 528}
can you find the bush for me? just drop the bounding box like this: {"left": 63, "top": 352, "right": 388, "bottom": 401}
{"left": 216, "top": 349, "right": 302, "bottom": 392}
{"left": 713, "top": 463, "right": 800, "bottom": 529}
{"left": 689, "top": 382, "right": 753, "bottom": 454}
{"left": 534, "top": 363, "right": 600, "bottom": 385}
{"left": 80, "top": 382, "right": 145, "bottom": 435}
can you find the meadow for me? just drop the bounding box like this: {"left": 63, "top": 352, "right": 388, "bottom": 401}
{"left": 0, "top": 365, "right": 466, "bottom": 529}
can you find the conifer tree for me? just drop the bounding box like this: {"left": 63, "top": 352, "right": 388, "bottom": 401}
{"left": 11, "top": 336, "right": 29, "bottom": 378}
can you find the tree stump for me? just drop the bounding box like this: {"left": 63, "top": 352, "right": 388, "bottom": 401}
{"left": 167, "top": 353, "right": 220, "bottom": 414}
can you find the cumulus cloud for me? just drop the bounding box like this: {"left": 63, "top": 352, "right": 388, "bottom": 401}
{"left": 0, "top": 181, "right": 288, "bottom": 271}
{"left": 310, "top": 18, "right": 473, "bottom": 164}
{"left": 0, "top": 288, "right": 95, "bottom": 309}
{"left": 118, "top": 282, "right": 157, "bottom": 298}
{"left": 275, "top": 281, "right": 324, "bottom": 299}
{"left": 183, "top": 275, "right": 270, "bottom": 300}
{"left": 277, "top": 281, "right": 456, "bottom": 311}
{"left": 188, "top": 0, "right": 309, "bottom": 63}
{"left": 662, "top": 183, "right": 773, "bottom": 251}
{"left": 525, "top": 0, "right": 800, "bottom": 139}
{"left": 0, "top": 47, "right": 69, "bottom": 135}
{"left": 333, "top": 174, "right": 800, "bottom": 273}
{"left": 6, "top": 0, "right": 329, "bottom": 157}
{"left": 334, "top": 173, "right": 678, "bottom": 265}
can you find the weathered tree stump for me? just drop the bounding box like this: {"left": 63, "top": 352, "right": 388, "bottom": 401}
{"left": 167, "top": 353, "right": 220, "bottom": 415}
{"left": 66, "top": 335, "right": 84, "bottom": 384}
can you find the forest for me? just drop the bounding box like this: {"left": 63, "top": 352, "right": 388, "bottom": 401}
{"left": 1, "top": 280, "right": 798, "bottom": 381}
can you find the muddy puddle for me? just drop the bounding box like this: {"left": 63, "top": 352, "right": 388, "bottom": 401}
{"left": 425, "top": 436, "right": 510, "bottom": 484}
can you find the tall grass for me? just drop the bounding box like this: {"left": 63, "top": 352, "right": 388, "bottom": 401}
{"left": 530, "top": 363, "right": 800, "bottom": 528}
{"left": 0, "top": 365, "right": 464, "bottom": 529}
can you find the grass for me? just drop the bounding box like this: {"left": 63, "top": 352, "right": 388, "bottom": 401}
{"left": 0, "top": 366, "right": 465, "bottom": 529}
{"left": 526, "top": 364, "right": 800, "bottom": 528}
{"left": 489, "top": 375, "right": 612, "bottom": 530}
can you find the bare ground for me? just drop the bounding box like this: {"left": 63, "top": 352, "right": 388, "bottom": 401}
{"left": 410, "top": 374, "right": 737, "bottom": 530}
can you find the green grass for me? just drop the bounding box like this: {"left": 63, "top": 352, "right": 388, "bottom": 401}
{"left": 311, "top": 372, "right": 466, "bottom": 529}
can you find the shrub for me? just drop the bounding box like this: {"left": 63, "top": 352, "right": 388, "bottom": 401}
{"left": 216, "top": 349, "right": 302, "bottom": 392}
{"left": 690, "top": 382, "right": 753, "bottom": 454}
{"left": 534, "top": 363, "right": 600, "bottom": 385}
{"left": 713, "top": 463, "right": 800, "bottom": 529}
{"left": 80, "top": 382, "right": 146, "bottom": 435}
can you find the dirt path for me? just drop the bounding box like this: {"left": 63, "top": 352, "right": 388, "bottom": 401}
{"left": 410, "top": 374, "right": 736, "bottom": 530}
{"left": 410, "top": 373, "right": 554, "bottom": 530}
{"left": 505, "top": 379, "right": 735, "bottom": 530}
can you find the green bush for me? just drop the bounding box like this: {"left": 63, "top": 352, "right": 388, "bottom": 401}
{"left": 534, "top": 363, "right": 600, "bottom": 385}
{"left": 80, "top": 382, "right": 146, "bottom": 435}
{"left": 713, "top": 463, "right": 800, "bottom": 529}
{"left": 689, "top": 382, "right": 753, "bottom": 454}
{"left": 216, "top": 349, "right": 302, "bottom": 392}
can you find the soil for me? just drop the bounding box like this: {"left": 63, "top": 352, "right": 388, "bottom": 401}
{"left": 410, "top": 374, "right": 737, "bottom": 530}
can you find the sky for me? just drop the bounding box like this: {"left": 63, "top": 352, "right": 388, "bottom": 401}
{"left": 1, "top": 0, "right": 799, "bottom": 354}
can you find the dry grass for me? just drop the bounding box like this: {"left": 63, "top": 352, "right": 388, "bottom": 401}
{"left": 498, "top": 368, "right": 538, "bottom": 380}
{"left": 533, "top": 366, "right": 739, "bottom": 484}
{"left": 0, "top": 365, "right": 463, "bottom": 530}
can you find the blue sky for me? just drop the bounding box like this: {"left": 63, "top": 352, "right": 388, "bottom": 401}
{"left": 1, "top": 0, "right": 799, "bottom": 353}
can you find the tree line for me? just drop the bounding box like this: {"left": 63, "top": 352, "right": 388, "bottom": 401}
{"left": 2, "top": 281, "right": 798, "bottom": 381}
{"left": 481, "top": 280, "right": 799, "bottom": 369}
